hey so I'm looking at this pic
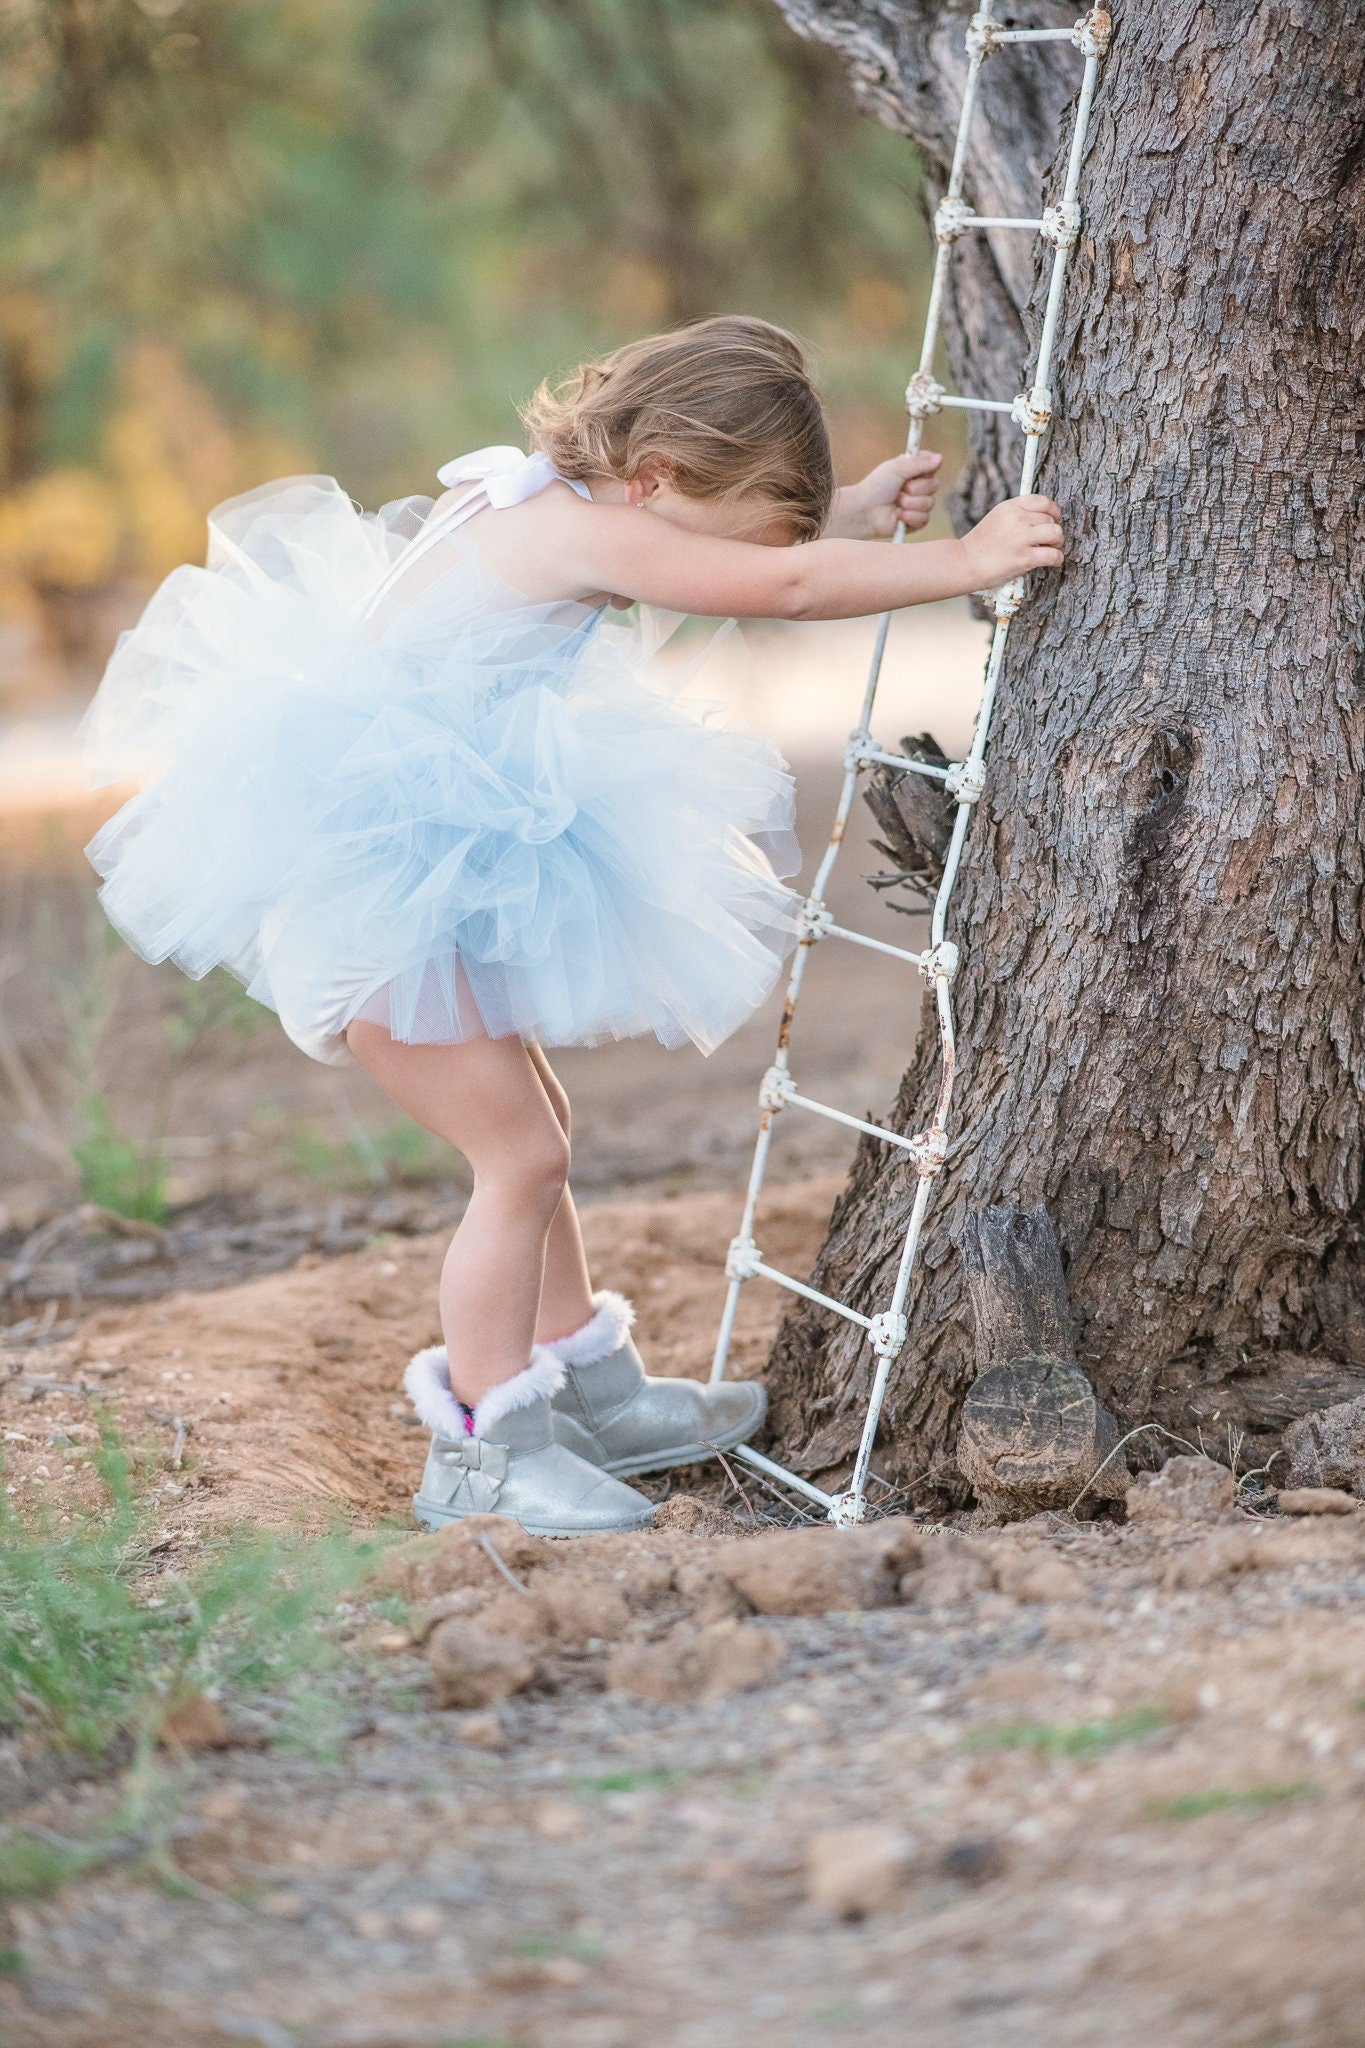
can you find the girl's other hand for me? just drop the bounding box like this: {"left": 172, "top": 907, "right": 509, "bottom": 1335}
{"left": 959, "top": 494, "right": 1064, "bottom": 588}
{"left": 830, "top": 451, "right": 943, "bottom": 539}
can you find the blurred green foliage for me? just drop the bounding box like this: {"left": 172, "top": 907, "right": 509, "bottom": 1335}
{"left": 0, "top": 0, "right": 930, "bottom": 559}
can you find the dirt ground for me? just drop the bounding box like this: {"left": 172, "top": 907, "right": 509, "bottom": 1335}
{"left": 5, "top": 1180, "right": 1365, "bottom": 2048}
{"left": 0, "top": 1177, "right": 839, "bottom": 1546}
{"left": 5, "top": 627, "right": 1365, "bottom": 2044}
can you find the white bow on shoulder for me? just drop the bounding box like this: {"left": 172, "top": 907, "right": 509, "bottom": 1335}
{"left": 436, "top": 445, "right": 592, "bottom": 507}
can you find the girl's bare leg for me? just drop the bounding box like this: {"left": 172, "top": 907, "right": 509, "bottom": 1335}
{"left": 345, "top": 1019, "right": 572, "bottom": 1408}
{"left": 526, "top": 1042, "right": 596, "bottom": 1344}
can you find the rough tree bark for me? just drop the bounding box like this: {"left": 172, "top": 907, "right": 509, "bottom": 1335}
{"left": 763, "top": 0, "right": 1365, "bottom": 1497}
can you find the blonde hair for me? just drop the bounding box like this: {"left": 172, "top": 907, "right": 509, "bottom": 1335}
{"left": 521, "top": 315, "right": 833, "bottom": 542}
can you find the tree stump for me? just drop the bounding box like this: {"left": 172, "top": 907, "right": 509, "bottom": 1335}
{"left": 955, "top": 1205, "right": 1126, "bottom": 1515}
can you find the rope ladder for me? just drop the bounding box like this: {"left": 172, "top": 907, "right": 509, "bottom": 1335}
{"left": 709, "top": 0, "right": 1112, "bottom": 1525}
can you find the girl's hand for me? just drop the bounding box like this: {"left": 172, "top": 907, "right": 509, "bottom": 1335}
{"left": 959, "top": 494, "right": 1065, "bottom": 588}
{"left": 829, "top": 452, "right": 943, "bottom": 539}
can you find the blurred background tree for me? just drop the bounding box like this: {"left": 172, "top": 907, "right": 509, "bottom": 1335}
{"left": 0, "top": 0, "right": 934, "bottom": 705}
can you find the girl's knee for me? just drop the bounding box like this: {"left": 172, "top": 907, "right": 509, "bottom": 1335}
{"left": 495, "top": 1126, "right": 570, "bottom": 1212}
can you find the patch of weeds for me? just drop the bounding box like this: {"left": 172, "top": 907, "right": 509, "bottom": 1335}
{"left": 0, "top": 1416, "right": 396, "bottom": 1764}
{"left": 1141, "top": 1781, "right": 1321, "bottom": 1823}
{"left": 964, "top": 1706, "right": 1165, "bottom": 1761}
{"left": 367, "top": 1591, "right": 413, "bottom": 1629}
{"left": 261, "top": 1105, "right": 448, "bottom": 1192}
{"left": 0, "top": 1948, "right": 26, "bottom": 1973}
{"left": 508, "top": 1933, "right": 604, "bottom": 1964}
{"left": 0, "top": 1833, "right": 93, "bottom": 1901}
{"left": 72, "top": 1093, "right": 167, "bottom": 1222}
{"left": 573, "top": 1766, "right": 686, "bottom": 1797}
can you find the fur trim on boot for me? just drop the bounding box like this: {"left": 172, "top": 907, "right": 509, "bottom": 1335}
{"left": 403, "top": 1345, "right": 469, "bottom": 1441}
{"left": 404, "top": 1344, "right": 566, "bottom": 1441}
{"left": 544, "top": 1291, "right": 635, "bottom": 1368}
{"left": 471, "top": 1347, "right": 566, "bottom": 1438}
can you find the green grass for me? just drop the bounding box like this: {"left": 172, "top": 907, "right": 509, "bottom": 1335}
{"left": 0, "top": 1417, "right": 392, "bottom": 1765}
{"left": 0, "top": 1835, "right": 90, "bottom": 1901}
{"left": 258, "top": 1105, "right": 450, "bottom": 1192}
{"left": 508, "top": 1933, "right": 603, "bottom": 1963}
{"left": 572, "top": 1766, "right": 685, "bottom": 1797}
{"left": 964, "top": 1706, "right": 1166, "bottom": 1761}
{"left": 71, "top": 1093, "right": 167, "bottom": 1223}
{"left": 1141, "top": 1781, "right": 1321, "bottom": 1823}
{"left": 0, "top": 1948, "right": 28, "bottom": 1974}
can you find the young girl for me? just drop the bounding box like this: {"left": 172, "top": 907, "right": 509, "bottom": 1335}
{"left": 81, "top": 317, "right": 1062, "bottom": 1537}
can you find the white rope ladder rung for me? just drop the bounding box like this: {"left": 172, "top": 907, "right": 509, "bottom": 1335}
{"left": 819, "top": 923, "right": 926, "bottom": 968}
{"left": 739, "top": 1262, "right": 875, "bottom": 1331}
{"left": 779, "top": 1089, "right": 929, "bottom": 1156}
{"left": 708, "top": 1, "right": 1112, "bottom": 1529}
{"left": 847, "top": 740, "right": 952, "bottom": 779}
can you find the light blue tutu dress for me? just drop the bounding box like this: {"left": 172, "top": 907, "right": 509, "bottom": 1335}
{"left": 80, "top": 445, "right": 800, "bottom": 1064}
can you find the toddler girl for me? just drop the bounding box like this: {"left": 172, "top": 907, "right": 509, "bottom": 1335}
{"left": 81, "top": 316, "right": 1062, "bottom": 1536}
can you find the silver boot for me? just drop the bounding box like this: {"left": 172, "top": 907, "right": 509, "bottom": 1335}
{"left": 404, "top": 1345, "right": 654, "bottom": 1537}
{"left": 546, "top": 1292, "right": 766, "bottom": 1478}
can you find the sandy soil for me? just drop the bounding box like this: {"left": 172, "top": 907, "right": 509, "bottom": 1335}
{"left": 0, "top": 1178, "right": 838, "bottom": 1546}
{"left": 5, "top": 1182, "right": 1365, "bottom": 2048}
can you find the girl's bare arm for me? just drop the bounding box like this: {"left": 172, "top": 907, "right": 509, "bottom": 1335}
{"left": 553, "top": 492, "right": 1064, "bottom": 621}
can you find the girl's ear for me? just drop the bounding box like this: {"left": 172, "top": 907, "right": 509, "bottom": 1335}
{"left": 627, "top": 453, "right": 674, "bottom": 507}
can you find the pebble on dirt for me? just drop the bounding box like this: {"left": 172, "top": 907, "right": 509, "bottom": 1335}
{"left": 804, "top": 1825, "right": 911, "bottom": 1920}
{"left": 425, "top": 1618, "right": 537, "bottom": 1709}
{"left": 1282, "top": 1394, "right": 1365, "bottom": 1497}
{"left": 711, "top": 1520, "right": 923, "bottom": 1617}
{"left": 1125, "top": 1454, "right": 1236, "bottom": 1529}
{"left": 1275, "top": 1486, "right": 1360, "bottom": 1516}
{"left": 606, "top": 1620, "right": 786, "bottom": 1703}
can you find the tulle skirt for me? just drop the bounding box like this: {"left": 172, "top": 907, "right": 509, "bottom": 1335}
{"left": 80, "top": 476, "right": 801, "bottom": 1063}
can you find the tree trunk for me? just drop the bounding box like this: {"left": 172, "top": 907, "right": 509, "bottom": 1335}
{"left": 763, "top": 0, "right": 1365, "bottom": 1498}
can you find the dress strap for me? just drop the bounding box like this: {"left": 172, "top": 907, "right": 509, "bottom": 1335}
{"left": 435, "top": 445, "right": 594, "bottom": 508}
{"left": 356, "top": 445, "right": 592, "bottom": 624}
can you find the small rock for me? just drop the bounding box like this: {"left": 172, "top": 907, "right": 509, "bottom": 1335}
{"left": 804, "top": 1825, "right": 908, "bottom": 1920}
{"left": 535, "top": 1573, "right": 632, "bottom": 1650}
{"left": 534, "top": 1799, "right": 585, "bottom": 1839}
{"left": 991, "top": 1550, "right": 1084, "bottom": 1604}
{"left": 917, "top": 1535, "right": 996, "bottom": 1606}
{"left": 606, "top": 1620, "right": 785, "bottom": 1703}
{"left": 1282, "top": 1394, "right": 1365, "bottom": 1497}
{"left": 1276, "top": 1486, "right": 1360, "bottom": 1516}
{"left": 650, "top": 1494, "right": 743, "bottom": 1537}
{"left": 409, "top": 1586, "right": 489, "bottom": 1643}
{"left": 374, "top": 1514, "right": 545, "bottom": 1602}
{"left": 371, "top": 1628, "right": 414, "bottom": 1656}
{"left": 427, "top": 1619, "right": 536, "bottom": 1709}
{"left": 939, "top": 1836, "right": 1007, "bottom": 1885}
{"left": 261, "top": 1891, "right": 306, "bottom": 1920}
{"left": 1125, "top": 1455, "right": 1236, "bottom": 1529}
{"left": 451, "top": 1710, "right": 505, "bottom": 1748}
{"left": 157, "top": 1691, "right": 229, "bottom": 1750}
{"left": 400, "top": 1904, "right": 444, "bottom": 1938}
{"left": 478, "top": 1587, "right": 556, "bottom": 1653}
{"left": 202, "top": 1782, "right": 249, "bottom": 1823}
{"left": 711, "top": 1520, "right": 922, "bottom": 1617}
